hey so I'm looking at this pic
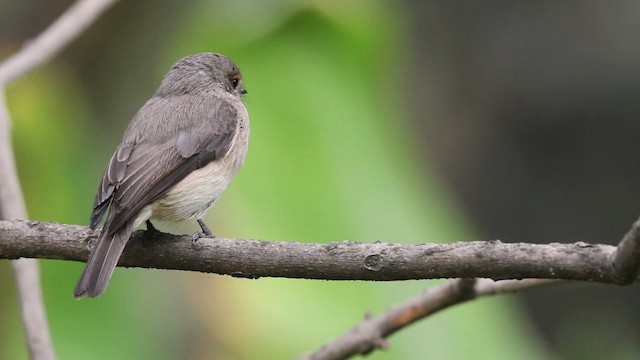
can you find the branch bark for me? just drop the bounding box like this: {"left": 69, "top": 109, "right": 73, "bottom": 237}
{"left": 0, "top": 219, "right": 635, "bottom": 284}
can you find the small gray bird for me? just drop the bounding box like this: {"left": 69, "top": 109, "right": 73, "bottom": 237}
{"left": 74, "top": 53, "right": 250, "bottom": 298}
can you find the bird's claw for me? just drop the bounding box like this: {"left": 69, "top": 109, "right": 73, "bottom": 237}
{"left": 191, "top": 231, "right": 213, "bottom": 250}
{"left": 191, "top": 219, "right": 214, "bottom": 248}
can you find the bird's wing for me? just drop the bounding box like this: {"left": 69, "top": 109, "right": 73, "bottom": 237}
{"left": 90, "top": 144, "right": 133, "bottom": 229}
{"left": 89, "top": 99, "right": 238, "bottom": 233}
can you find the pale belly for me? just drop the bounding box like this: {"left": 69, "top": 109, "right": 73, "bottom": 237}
{"left": 133, "top": 115, "right": 249, "bottom": 227}
{"left": 156, "top": 160, "right": 236, "bottom": 219}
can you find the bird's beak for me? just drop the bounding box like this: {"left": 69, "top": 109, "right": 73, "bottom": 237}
{"left": 240, "top": 87, "right": 248, "bottom": 95}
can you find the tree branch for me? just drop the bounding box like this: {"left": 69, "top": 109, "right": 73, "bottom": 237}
{"left": 0, "top": 85, "right": 55, "bottom": 360}
{"left": 0, "top": 1, "right": 120, "bottom": 358}
{"left": 611, "top": 216, "right": 640, "bottom": 284}
{"left": 0, "top": 219, "right": 635, "bottom": 284}
{"left": 0, "top": 0, "right": 121, "bottom": 84}
{"left": 298, "top": 214, "right": 640, "bottom": 359}
{"left": 2, "top": 217, "right": 638, "bottom": 359}
{"left": 299, "top": 278, "right": 557, "bottom": 360}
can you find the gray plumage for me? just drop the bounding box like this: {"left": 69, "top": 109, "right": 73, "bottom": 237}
{"left": 75, "top": 53, "right": 250, "bottom": 298}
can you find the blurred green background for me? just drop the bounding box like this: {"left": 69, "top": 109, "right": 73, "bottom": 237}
{"left": 2, "top": 1, "right": 640, "bottom": 359}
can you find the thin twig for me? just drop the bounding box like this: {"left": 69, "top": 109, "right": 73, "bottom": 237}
{"left": 0, "top": 0, "right": 121, "bottom": 85}
{"left": 0, "top": 220, "right": 633, "bottom": 284}
{"left": 9, "top": 260, "right": 53, "bottom": 359}
{"left": 611, "top": 216, "right": 640, "bottom": 284}
{"left": 0, "top": 81, "right": 55, "bottom": 360}
{"left": 0, "top": 91, "right": 27, "bottom": 218}
{"left": 0, "top": 1, "right": 120, "bottom": 358}
{"left": 299, "top": 278, "right": 557, "bottom": 360}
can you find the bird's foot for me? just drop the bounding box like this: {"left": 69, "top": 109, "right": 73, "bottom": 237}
{"left": 191, "top": 219, "right": 214, "bottom": 247}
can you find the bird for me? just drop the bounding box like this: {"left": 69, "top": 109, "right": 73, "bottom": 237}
{"left": 74, "top": 52, "right": 250, "bottom": 298}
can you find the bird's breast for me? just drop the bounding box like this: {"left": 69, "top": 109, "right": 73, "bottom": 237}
{"left": 150, "top": 111, "right": 249, "bottom": 221}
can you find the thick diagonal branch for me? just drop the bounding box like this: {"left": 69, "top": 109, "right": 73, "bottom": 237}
{"left": 0, "top": 220, "right": 630, "bottom": 284}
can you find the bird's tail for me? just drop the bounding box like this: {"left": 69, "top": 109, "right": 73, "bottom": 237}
{"left": 74, "top": 220, "right": 135, "bottom": 298}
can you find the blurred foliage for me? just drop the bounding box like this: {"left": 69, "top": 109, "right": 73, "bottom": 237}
{"left": 2, "top": 1, "right": 552, "bottom": 359}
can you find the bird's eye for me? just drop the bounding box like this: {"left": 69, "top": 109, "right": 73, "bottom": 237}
{"left": 231, "top": 78, "right": 239, "bottom": 88}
